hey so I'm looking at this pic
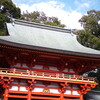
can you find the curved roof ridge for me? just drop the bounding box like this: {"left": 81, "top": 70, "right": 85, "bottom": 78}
{"left": 12, "top": 18, "right": 71, "bottom": 33}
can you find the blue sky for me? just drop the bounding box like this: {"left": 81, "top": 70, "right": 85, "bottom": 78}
{"left": 12, "top": 0, "right": 100, "bottom": 29}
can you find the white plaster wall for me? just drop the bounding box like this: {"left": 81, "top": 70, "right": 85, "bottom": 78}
{"left": 63, "top": 68, "right": 68, "bottom": 72}
{"left": 72, "top": 85, "right": 79, "bottom": 89}
{"left": 32, "top": 65, "right": 43, "bottom": 69}
{"left": 64, "top": 90, "right": 71, "bottom": 94}
{"left": 50, "top": 89, "right": 60, "bottom": 94}
{"left": 34, "top": 81, "right": 45, "bottom": 86}
{"left": 11, "top": 79, "right": 18, "bottom": 84}
{"left": 72, "top": 91, "right": 79, "bottom": 95}
{"left": 11, "top": 81, "right": 18, "bottom": 84}
{"left": 20, "top": 86, "right": 28, "bottom": 91}
{"left": 20, "top": 80, "right": 28, "bottom": 85}
{"left": 22, "top": 64, "right": 28, "bottom": 68}
{"left": 9, "top": 86, "right": 18, "bottom": 91}
{"left": 49, "top": 66, "right": 59, "bottom": 71}
{"left": 69, "top": 69, "right": 75, "bottom": 72}
{"left": 48, "top": 83, "right": 59, "bottom": 87}
{"left": 15, "top": 63, "right": 21, "bottom": 67}
{"left": 32, "top": 88, "right": 44, "bottom": 92}
{"left": 66, "top": 86, "right": 71, "bottom": 89}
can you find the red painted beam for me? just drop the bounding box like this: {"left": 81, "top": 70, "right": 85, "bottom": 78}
{"left": 8, "top": 95, "right": 27, "bottom": 98}
{"left": 31, "top": 96, "right": 59, "bottom": 100}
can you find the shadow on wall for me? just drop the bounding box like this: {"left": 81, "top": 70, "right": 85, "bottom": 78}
{"left": 84, "top": 90, "right": 100, "bottom": 100}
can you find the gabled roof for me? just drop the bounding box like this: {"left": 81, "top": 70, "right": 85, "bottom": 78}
{"left": 0, "top": 19, "right": 100, "bottom": 58}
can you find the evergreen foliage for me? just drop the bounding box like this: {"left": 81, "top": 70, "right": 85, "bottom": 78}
{"left": 88, "top": 69, "right": 100, "bottom": 90}
{"left": 0, "top": 0, "right": 65, "bottom": 36}
{"left": 76, "top": 10, "right": 100, "bottom": 90}
{"left": 76, "top": 10, "right": 100, "bottom": 50}
{"left": 21, "top": 11, "right": 65, "bottom": 28}
{"left": 0, "top": 0, "right": 21, "bottom": 35}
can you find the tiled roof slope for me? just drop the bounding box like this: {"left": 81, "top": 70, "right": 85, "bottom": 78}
{"left": 0, "top": 19, "right": 100, "bottom": 58}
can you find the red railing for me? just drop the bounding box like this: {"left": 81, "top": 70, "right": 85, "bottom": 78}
{"left": 0, "top": 68, "right": 96, "bottom": 82}
{"left": 32, "top": 71, "right": 95, "bottom": 82}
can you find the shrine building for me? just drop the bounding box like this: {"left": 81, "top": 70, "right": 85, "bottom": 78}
{"left": 0, "top": 18, "right": 100, "bottom": 100}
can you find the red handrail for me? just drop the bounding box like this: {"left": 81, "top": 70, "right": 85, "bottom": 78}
{"left": 0, "top": 68, "right": 96, "bottom": 82}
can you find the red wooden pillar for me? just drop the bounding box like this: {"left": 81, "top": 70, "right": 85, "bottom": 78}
{"left": 59, "top": 82, "right": 67, "bottom": 100}
{"left": 2, "top": 78, "right": 13, "bottom": 100}
{"left": 4, "top": 87, "right": 9, "bottom": 100}
{"left": 3, "top": 81, "right": 11, "bottom": 100}
{"left": 60, "top": 93, "right": 64, "bottom": 100}
{"left": 27, "top": 89, "right": 31, "bottom": 100}
{"left": 27, "top": 79, "right": 36, "bottom": 100}
{"left": 80, "top": 94, "right": 83, "bottom": 100}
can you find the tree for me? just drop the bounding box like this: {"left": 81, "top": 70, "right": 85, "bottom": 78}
{"left": 21, "top": 11, "right": 65, "bottom": 28}
{"left": 0, "top": 0, "right": 21, "bottom": 18}
{"left": 88, "top": 69, "right": 100, "bottom": 90}
{"left": 76, "top": 10, "right": 100, "bottom": 90}
{"left": 0, "top": 0, "right": 65, "bottom": 36}
{"left": 76, "top": 10, "right": 100, "bottom": 50}
{"left": 0, "top": 0, "right": 21, "bottom": 35}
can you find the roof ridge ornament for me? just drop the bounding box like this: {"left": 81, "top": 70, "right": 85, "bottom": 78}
{"left": 8, "top": 17, "right": 15, "bottom": 26}
{"left": 71, "top": 29, "right": 74, "bottom": 36}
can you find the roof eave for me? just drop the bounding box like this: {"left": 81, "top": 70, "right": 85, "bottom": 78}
{"left": 0, "top": 39, "right": 100, "bottom": 59}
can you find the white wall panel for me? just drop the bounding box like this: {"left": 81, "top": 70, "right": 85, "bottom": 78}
{"left": 22, "top": 64, "right": 28, "bottom": 68}
{"left": 34, "top": 81, "right": 45, "bottom": 86}
{"left": 32, "top": 88, "right": 44, "bottom": 92}
{"left": 64, "top": 90, "right": 71, "bottom": 94}
{"left": 72, "top": 91, "right": 79, "bottom": 95}
{"left": 11, "top": 81, "right": 18, "bottom": 84}
{"left": 63, "top": 68, "right": 68, "bottom": 72}
{"left": 9, "top": 86, "right": 18, "bottom": 91}
{"left": 72, "top": 85, "right": 79, "bottom": 89}
{"left": 49, "top": 66, "right": 59, "bottom": 71}
{"left": 11, "top": 80, "right": 18, "bottom": 84}
{"left": 48, "top": 83, "right": 59, "bottom": 87}
{"left": 50, "top": 89, "right": 60, "bottom": 94}
{"left": 69, "top": 69, "right": 74, "bottom": 72}
{"left": 15, "top": 63, "right": 21, "bottom": 67}
{"left": 20, "top": 86, "right": 28, "bottom": 91}
{"left": 20, "top": 80, "right": 27, "bottom": 85}
{"left": 32, "top": 65, "right": 43, "bottom": 69}
{"left": 66, "top": 86, "right": 71, "bottom": 89}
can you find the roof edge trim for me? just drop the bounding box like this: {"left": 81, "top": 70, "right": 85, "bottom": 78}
{"left": 12, "top": 18, "right": 71, "bottom": 33}
{"left": 0, "top": 39, "right": 100, "bottom": 59}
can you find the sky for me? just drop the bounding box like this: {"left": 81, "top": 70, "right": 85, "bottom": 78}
{"left": 12, "top": 0, "right": 100, "bottom": 29}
